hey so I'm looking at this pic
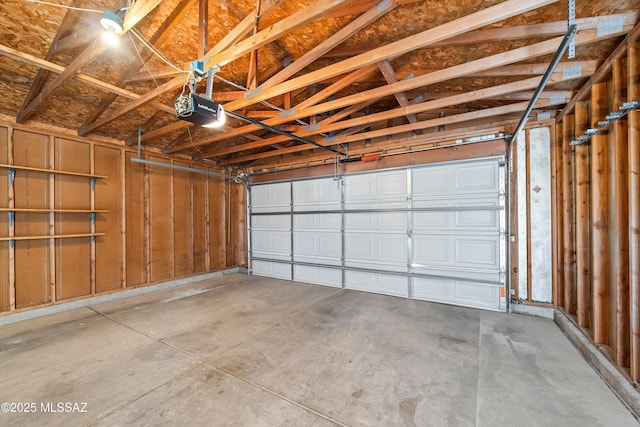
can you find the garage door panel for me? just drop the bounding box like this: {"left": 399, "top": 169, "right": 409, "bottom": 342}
{"left": 294, "top": 213, "right": 340, "bottom": 230}
{"left": 293, "top": 231, "right": 341, "bottom": 265}
{"left": 412, "top": 277, "right": 500, "bottom": 311}
{"left": 412, "top": 159, "right": 498, "bottom": 197}
{"left": 252, "top": 230, "right": 290, "bottom": 260}
{"left": 294, "top": 265, "right": 341, "bottom": 287}
{"left": 413, "top": 235, "right": 449, "bottom": 263}
{"left": 252, "top": 182, "right": 290, "bottom": 212}
{"left": 412, "top": 168, "right": 449, "bottom": 195}
{"left": 345, "top": 211, "right": 407, "bottom": 230}
{"left": 413, "top": 209, "right": 448, "bottom": 228}
{"left": 345, "top": 233, "right": 406, "bottom": 270}
{"left": 455, "top": 207, "right": 499, "bottom": 229}
{"left": 454, "top": 163, "right": 498, "bottom": 193}
{"left": 344, "top": 170, "right": 406, "bottom": 203}
{"left": 412, "top": 198, "right": 500, "bottom": 232}
{"left": 252, "top": 260, "right": 291, "bottom": 280}
{"left": 293, "top": 178, "right": 340, "bottom": 210}
{"left": 346, "top": 271, "right": 408, "bottom": 297}
{"left": 455, "top": 238, "right": 499, "bottom": 267}
{"left": 251, "top": 157, "right": 506, "bottom": 311}
{"left": 252, "top": 215, "right": 290, "bottom": 229}
{"left": 413, "top": 234, "right": 500, "bottom": 272}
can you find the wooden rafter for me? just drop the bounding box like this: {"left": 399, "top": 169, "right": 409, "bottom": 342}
{"left": 121, "top": 0, "right": 164, "bottom": 32}
{"left": 377, "top": 60, "right": 419, "bottom": 125}
{"left": 17, "top": 0, "right": 84, "bottom": 120}
{"left": 248, "top": 121, "right": 517, "bottom": 171}
{"left": 79, "top": 0, "right": 341, "bottom": 136}
{"left": 145, "top": 0, "right": 287, "bottom": 150}
{"left": 80, "top": 0, "right": 197, "bottom": 130}
{"left": 51, "top": 27, "right": 96, "bottom": 54}
{"left": 198, "top": 0, "right": 208, "bottom": 57}
{"left": 260, "top": 0, "right": 396, "bottom": 90}
{"left": 223, "top": 99, "right": 560, "bottom": 165}
{"left": 203, "top": 0, "right": 354, "bottom": 70}
{"left": 16, "top": 0, "right": 162, "bottom": 124}
{"left": 126, "top": 110, "right": 166, "bottom": 146}
{"left": 0, "top": 44, "right": 174, "bottom": 114}
{"left": 324, "top": 11, "right": 639, "bottom": 58}
{"left": 207, "top": 68, "right": 588, "bottom": 162}
{"left": 187, "top": 25, "right": 622, "bottom": 157}
{"left": 218, "top": 0, "right": 559, "bottom": 114}
{"left": 557, "top": 21, "right": 640, "bottom": 120}
{"left": 167, "top": 64, "right": 380, "bottom": 153}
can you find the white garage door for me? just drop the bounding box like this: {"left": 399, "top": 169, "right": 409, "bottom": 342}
{"left": 250, "top": 157, "right": 507, "bottom": 311}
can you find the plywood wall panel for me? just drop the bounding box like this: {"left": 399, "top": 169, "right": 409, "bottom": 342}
{"left": 209, "top": 173, "right": 225, "bottom": 270}
{"left": 125, "top": 152, "right": 145, "bottom": 286}
{"left": 173, "top": 161, "right": 192, "bottom": 277}
{"left": 149, "top": 156, "right": 172, "bottom": 282}
{"left": 192, "top": 168, "right": 206, "bottom": 273}
{"left": 54, "top": 138, "right": 91, "bottom": 301}
{"left": 226, "top": 181, "right": 246, "bottom": 267}
{"left": 13, "top": 130, "right": 49, "bottom": 308}
{"left": 0, "top": 123, "right": 247, "bottom": 315}
{"left": 95, "top": 146, "right": 122, "bottom": 293}
{"left": 0, "top": 127, "right": 8, "bottom": 312}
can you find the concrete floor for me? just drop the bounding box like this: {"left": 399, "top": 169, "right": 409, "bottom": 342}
{"left": 0, "top": 274, "right": 636, "bottom": 427}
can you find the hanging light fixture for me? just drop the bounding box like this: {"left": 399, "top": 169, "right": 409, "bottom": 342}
{"left": 100, "top": 9, "right": 125, "bottom": 34}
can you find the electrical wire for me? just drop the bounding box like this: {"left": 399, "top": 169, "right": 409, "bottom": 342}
{"left": 129, "top": 28, "right": 187, "bottom": 74}
{"left": 186, "top": 126, "right": 206, "bottom": 159}
{"left": 214, "top": 74, "right": 324, "bottom": 131}
{"left": 127, "top": 33, "right": 159, "bottom": 88}
{"left": 24, "top": 0, "right": 103, "bottom": 13}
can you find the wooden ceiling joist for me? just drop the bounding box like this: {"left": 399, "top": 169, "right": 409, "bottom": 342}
{"left": 79, "top": 0, "right": 348, "bottom": 136}
{"left": 51, "top": 27, "right": 96, "bottom": 54}
{"left": 557, "top": 21, "right": 640, "bottom": 121}
{"left": 219, "top": 0, "right": 559, "bottom": 113}
{"left": 121, "top": 0, "right": 164, "bottom": 33}
{"left": 126, "top": 109, "right": 166, "bottom": 146}
{"left": 204, "top": 66, "right": 589, "bottom": 161}
{"left": 222, "top": 100, "right": 559, "bottom": 165}
{"left": 249, "top": 120, "right": 519, "bottom": 172}
{"left": 80, "top": 0, "right": 198, "bottom": 130}
{"left": 260, "top": 0, "right": 396, "bottom": 90}
{"left": 165, "top": 63, "right": 380, "bottom": 152}
{"left": 19, "top": 0, "right": 82, "bottom": 113}
{"left": 324, "top": 11, "right": 638, "bottom": 58}
{"left": 0, "top": 44, "right": 175, "bottom": 114}
{"left": 16, "top": 0, "right": 163, "bottom": 124}
{"left": 169, "top": 0, "right": 568, "bottom": 154}
{"left": 198, "top": 0, "right": 209, "bottom": 57}
{"left": 187, "top": 25, "right": 624, "bottom": 158}
{"left": 377, "top": 59, "right": 419, "bottom": 125}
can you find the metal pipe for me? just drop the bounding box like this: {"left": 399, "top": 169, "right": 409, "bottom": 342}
{"left": 224, "top": 110, "right": 347, "bottom": 158}
{"left": 507, "top": 24, "right": 577, "bottom": 143}
{"left": 129, "top": 158, "right": 248, "bottom": 189}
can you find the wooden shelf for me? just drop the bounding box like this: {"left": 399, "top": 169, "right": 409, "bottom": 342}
{"left": 0, "top": 164, "right": 107, "bottom": 179}
{"left": 0, "top": 233, "right": 106, "bottom": 242}
{"left": 0, "top": 208, "right": 108, "bottom": 213}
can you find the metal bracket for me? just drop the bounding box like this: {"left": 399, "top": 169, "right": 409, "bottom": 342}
{"left": 568, "top": 0, "right": 576, "bottom": 59}
{"left": 8, "top": 168, "right": 15, "bottom": 186}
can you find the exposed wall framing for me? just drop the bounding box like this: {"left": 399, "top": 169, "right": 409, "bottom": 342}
{"left": 554, "top": 40, "right": 640, "bottom": 387}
